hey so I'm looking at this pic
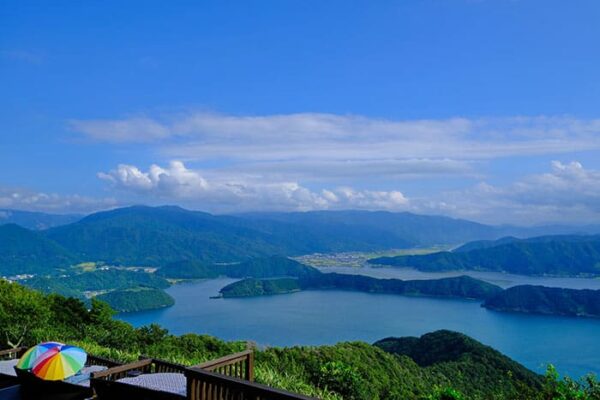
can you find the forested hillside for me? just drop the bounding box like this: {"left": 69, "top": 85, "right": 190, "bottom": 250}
{"left": 220, "top": 274, "right": 502, "bottom": 300}
{"left": 0, "top": 223, "right": 78, "bottom": 275}
{"left": 484, "top": 285, "right": 600, "bottom": 318}
{"left": 1, "top": 205, "right": 564, "bottom": 276}
{"left": 371, "top": 235, "right": 600, "bottom": 276}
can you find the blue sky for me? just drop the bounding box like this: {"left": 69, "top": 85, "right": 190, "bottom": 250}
{"left": 1, "top": 0, "right": 600, "bottom": 225}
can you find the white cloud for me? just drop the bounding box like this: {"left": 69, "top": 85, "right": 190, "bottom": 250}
{"left": 0, "top": 187, "right": 117, "bottom": 214}
{"left": 70, "top": 112, "right": 600, "bottom": 157}
{"left": 70, "top": 112, "right": 600, "bottom": 183}
{"left": 98, "top": 161, "right": 410, "bottom": 212}
{"left": 71, "top": 111, "right": 600, "bottom": 223}
{"left": 423, "top": 161, "right": 600, "bottom": 225}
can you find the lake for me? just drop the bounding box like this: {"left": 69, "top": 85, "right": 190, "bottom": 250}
{"left": 119, "top": 273, "right": 600, "bottom": 379}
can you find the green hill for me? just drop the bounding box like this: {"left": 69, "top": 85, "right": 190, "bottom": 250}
{"left": 221, "top": 278, "right": 302, "bottom": 298}
{"left": 45, "top": 206, "right": 286, "bottom": 266}
{"left": 156, "top": 259, "right": 220, "bottom": 279}
{"left": 223, "top": 255, "right": 320, "bottom": 278}
{"left": 220, "top": 274, "right": 502, "bottom": 300}
{"left": 374, "top": 330, "right": 543, "bottom": 398}
{"left": 23, "top": 270, "right": 171, "bottom": 309}
{"left": 0, "top": 223, "right": 78, "bottom": 275}
{"left": 5, "top": 205, "right": 600, "bottom": 279}
{"left": 156, "top": 255, "right": 320, "bottom": 280}
{"left": 370, "top": 235, "right": 600, "bottom": 276}
{"left": 95, "top": 287, "right": 175, "bottom": 312}
{"left": 483, "top": 285, "right": 600, "bottom": 318}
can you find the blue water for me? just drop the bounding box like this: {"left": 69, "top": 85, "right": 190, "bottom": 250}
{"left": 119, "top": 276, "right": 600, "bottom": 379}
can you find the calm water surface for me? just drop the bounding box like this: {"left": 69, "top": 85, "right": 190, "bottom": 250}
{"left": 119, "top": 276, "right": 600, "bottom": 378}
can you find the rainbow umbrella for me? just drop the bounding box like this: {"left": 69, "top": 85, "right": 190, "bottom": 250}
{"left": 31, "top": 345, "right": 87, "bottom": 381}
{"left": 16, "top": 342, "right": 63, "bottom": 370}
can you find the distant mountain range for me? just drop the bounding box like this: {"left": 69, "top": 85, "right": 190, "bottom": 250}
{"left": 2, "top": 205, "right": 600, "bottom": 276}
{"left": 370, "top": 235, "right": 600, "bottom": 276}
{"left": 0, "top": 209, "right": 82, "bottom": 230}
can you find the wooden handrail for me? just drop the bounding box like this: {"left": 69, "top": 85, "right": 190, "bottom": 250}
{"left": 87, "top": 354, "right": 121, "bottom": 368}
{"left": 153, "top": 358, "right": 188, "bottom": 374}
{"left": 194, "top": 349, "right": 254, "bottom": 382}
{"left": 92, "top": 358, "right": 153, "bottom": 379}
{"left": 194, "top": 349, "right": 252, "bottom": 370}
{"left": 185, "top": 368, "right": 317, "bottom": 400}
{"left": 0, "top": 347, "right": 25, "bottom": 359}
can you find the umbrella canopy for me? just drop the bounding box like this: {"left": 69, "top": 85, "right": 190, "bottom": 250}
{"left": 16, "top": 342, "right": 63, "bottom": 370}
{"left": 32, "top": 345, "right": 87, "bottom": 381}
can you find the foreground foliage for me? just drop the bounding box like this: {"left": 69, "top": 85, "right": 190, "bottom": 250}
{"left": 0, "top": 280, "right": 598, "bottom": 399}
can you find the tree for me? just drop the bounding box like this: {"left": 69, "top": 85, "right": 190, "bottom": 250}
{"left": 0, "top": 280, "right": 51, "bottom": 348}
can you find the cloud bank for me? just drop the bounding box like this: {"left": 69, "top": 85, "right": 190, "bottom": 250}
{"left": 0, "top": 187, "right": 117, "bottom": 214}
{"left": 71, "top": 112, "right": 600, "bottom": 183}
{"left": 98, "top": 161, "right": 409, "bottom": 212}
{"left": 427, "top": 161, "right": 600, "bottom": 224}
{"left": 66, "top": 111, "right": 600, "bottom": 224}
{"left": 97, "top": 160, "right": 600, "bottom": 224}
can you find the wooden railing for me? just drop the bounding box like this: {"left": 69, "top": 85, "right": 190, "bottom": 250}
{"left": 194, "top": 350, "right": 254, "bottom": 381}
{"left": 185, "top": 368, "right": 316, "bottom": 400}
{"left": 91, "top": 351, "right": 317, "bottom": 400}
{"left": 0, "top": 347, "right": 26, "bottom": 389}
{"left": 154, "top": 358, "right": 189, "bottom": 374}
{"left": 92, "top": 358, "right": 154, "bottom": 380}
{"left": 0, "top": 347, "right": 25, "bottom": 360}
{"left": 87, "top": 354, "right": 122, "bottom": 369}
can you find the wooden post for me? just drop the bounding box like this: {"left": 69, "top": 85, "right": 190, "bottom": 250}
{"left": 246, "top": 351, "right": 254, "bottom": 382}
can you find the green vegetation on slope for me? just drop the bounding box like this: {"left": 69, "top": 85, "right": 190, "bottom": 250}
{"left": 24, "top": 269, "right": 169, "bottom": 293}
{"left": 3, "top": 205, "right": 557, "bottom": 276}
{"left": 483, "top": 285, "right": 600, "bottom": 318}
{"left": 221, "top": 278, "right": 302, "bottom": 298}
{"left": 61, "top": 269, "right": 170, "bottom": 291}
{"left": 156, "top": 259, "right": 220, "bottom": 279}
{"left": 224, "top": 256, "right": 319, "bottom": 278}
{"left": 1, "top": 280, "right": 599, "bottom": 400}
{"left": 220, "top": 274, "right": 503, "bottom": 300}
{"left": 45, "top": 206, "right": 286, "bottom": 267}
{"left": 23, "top": 269, "right": 172, "bottom": 311}
{"left": 156, "top": 255, "right": 320, "bottom": 280}
{"left": 370, "top": 235, "right": 600, "bottom": 276}
{"left": 0, "top": 223, "right": 78, "bottom": 275}
{"left": 96, "top": 287, "right": 175, "bottom": 312}
{"left": 374, "top": 330, "right": 542, "bottom": 398}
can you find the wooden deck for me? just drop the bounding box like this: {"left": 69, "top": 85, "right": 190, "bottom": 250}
{"left": 2, "top": 346, "right": 317, "bottom": 400}
{"left": 0, "top": 347, "right": 26, "bottom": 389}
{"left": 92, "top": 350, "right": 318, "bottom": 400}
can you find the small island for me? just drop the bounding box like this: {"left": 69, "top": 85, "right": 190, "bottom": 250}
{"left": 96, "top": 287, "right": 175, "bottom": 313}
{"left": 220, "top": 273, "right": 503, "bottom": 301}
{"left": 220, "top": 278, "right": 302, "bottom": 298}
